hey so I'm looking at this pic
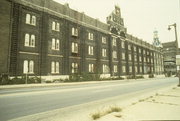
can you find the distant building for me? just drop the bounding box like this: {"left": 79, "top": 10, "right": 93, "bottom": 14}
{"left": 0, "top": 0, "right": 164, "bottom": 80}
{"left": 162, "top": 41, "right": 178, "bottom": 75}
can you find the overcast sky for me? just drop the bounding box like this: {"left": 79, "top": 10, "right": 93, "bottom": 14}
{"left": 54, "top": 0, "right": 180, "bottom": 46}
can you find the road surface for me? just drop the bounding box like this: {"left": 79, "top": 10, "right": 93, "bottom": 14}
{"left": 0, "top": 77, "right": 178, "bottom": 121}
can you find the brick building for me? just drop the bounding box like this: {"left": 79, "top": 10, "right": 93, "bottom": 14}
{"left": 0, "top": 0, "right": 164, "bottom": 79}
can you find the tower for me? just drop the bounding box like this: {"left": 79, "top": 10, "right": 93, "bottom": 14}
{"left": 153, "top": 30, "right": 162, "bottom": 47}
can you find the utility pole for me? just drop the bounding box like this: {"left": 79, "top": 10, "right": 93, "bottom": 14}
{"left": 168, "top": 23, "right": 178, "bottom": 53}
{"left": 168, "top": 23, "right": 180, "bottom": 86}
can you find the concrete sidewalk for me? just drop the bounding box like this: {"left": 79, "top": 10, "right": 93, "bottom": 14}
{"left": 97, "top": 86, "right": 180, "bottom": 121}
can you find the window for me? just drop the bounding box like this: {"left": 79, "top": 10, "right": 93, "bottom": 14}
{"left": 52, "top": 21, "right": 56, "bottom": 30}
{"left": 31, "top": 16, "right": 36, "bottom": 26}
{"left": 122, "top": 53, "right": 125, "bottom": 60}
{"left": 23, "top": 60, "right": 34, "bottom": 74}
{"left": 25, "top": 34, "right": 30, "bottom": 46}
{"left": 129, "top": 54, "right": 131, "bottom": 61}
{"left": 23, "top": 60, "right": 28, "bottom": 74}
{"left": 129, "top": 66, "right": 132, "bottom": 72}
{"left": 102, "top": 48, "right": 107, "bottom": 57}
{"left": 139, "top": 48, "right": 141, "bottom": 53}
{"left": 72, "top": 62, "right": 78, "bottom": 73}
{"left": 52, "top": 38, "right": 56, "bottom": 50}
{"left": 52, "top": 21, "right": 60, "bottom": 31}
{"left": 29, "top": 61, "right": 34, "bottom": 73}
{"left": 134, "top": 46, "right": 136, "bottom": 51}
{"left": 72, "top": 27, "right": 78, "bottom": 36}
{"left": 103, "top": 64, "right": 109, "bottom": 73}
{"left": 147, "top": 58, "right": 149, "bottom": 62}
{"left": 112, "top": 37, "right": 116, "bottom": 46}
{"left": 134, "top": 55, "right": 137, "bottom": 61}
{"left": 52, "top": 38, "right": 60, "bottom": 50}
{"left": 72, "top": 42, "right": 78, "bottom": 53}
{"left": 147, "top": 51, "right": 149, "bottom": 55}
{"left": 51, "top": 61, "right": 59, "bottom": 74}
{"left": 26, "top": 14, "right": 31, "bottom": 24}
{"left": 121, "top": 41, "right": 125, "bottom": 48}
{"left": 135, "top": 66, "right": 138, "bottom": 73}
{"left": 139, "top": 56, "right": 142, "bottom": 62}
{"left": 56, "top": 23, "right": 60, "bottom": 31}
{"left": 143, "top": 50, "right": 146, "bottom": 54}
{"left": 113, "top": 51, "right": 117, "bottom": 58}
{"left": 56, "top": 62, "right": 59, "bottom": 73}
{"left": 88, "top": 46, "right": 94, "bottom": 55}
{"left": 56, "top": 39, "right": 60, "bottom": 50}
{"left": 122, "top": 66, "right": 126, "bottom": 73}
{"left": 128, "top": 44, "right": 131, "bottom": 50}
{"left": 140, "top": 66, "right": 142, "bottom": 73}
{"left": 25, "top": 14, "right": 36, "bottom": 26}
{"left": 144, "top": 57, "right": 146, "bottom": 62}
{"left": 150, "top": 52, "right": 152, "bottom": 56}
{"left": 89, "top": 64, "right": 94, "bottom": 73}
{"left": 24, "top": 33, "right": 35, "bottom": 47}
{"left": 30, "top": 35, "right": 35, "bottom": 47}
{"left": 88, "top": 32, "right": 93, "bottom": 40}
{"left": 114, "top": 65, "right": 118, "bottom": 73}
{"left": 51, "top": 61, "right": 55, "bottom": 73}
{"left": 102, "top": 37, "right": 107, "bottom": 44}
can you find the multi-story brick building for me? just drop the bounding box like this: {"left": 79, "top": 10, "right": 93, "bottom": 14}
{"left": 0, "top": 0, "right": 164, "bottom": 80}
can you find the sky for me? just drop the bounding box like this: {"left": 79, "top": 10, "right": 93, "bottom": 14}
{"left": 53, "top": 0, "right": 180, "bottom": 46}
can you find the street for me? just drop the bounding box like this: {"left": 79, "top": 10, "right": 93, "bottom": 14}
{"left": 0, "top": 77, "right": 178, "bottom": 121}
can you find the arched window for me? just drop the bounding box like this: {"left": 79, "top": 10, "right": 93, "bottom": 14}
{"left": 26, "top": 14, "right": 31, "bottom": 24}
{"left": 72, "top": 27, "right": 75, "bottom": 35}
{"left": 52, "top": 21, "right": 56, "bottom": 30}
{"left": 30, "top": 35, "right": 35, "bottom": 47}
{"left": 56, "top": 22, "right": 60, "bottom": 31}
{"left": 51, "top": 61, "right": 55, "bottom": 73}
{"left": 29, "top": 60, "right": 34, "bottom": 73}
{"left": 31, "top": 16, "right": 36, "bottom": 26}
{"left": 23, "top": 60, "right": 28, "bottom": 74}
{"left": 56, "top": 39, "right": 59, "bottom": 50}
{"left": 25, "top": 34, "right": 30, "bottom": 46}
{"left": 52, "top": 38, "right": 56, "bottom": 50}
{"left": 56, "top": 62, "right": 59, "bottom": 73}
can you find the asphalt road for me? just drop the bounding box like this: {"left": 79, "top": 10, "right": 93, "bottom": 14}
{"left": 0, "top": 77, "right": 178, "bottom": 121}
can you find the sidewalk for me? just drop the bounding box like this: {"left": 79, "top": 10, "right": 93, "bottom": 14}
{"left": 97, "top": 86, "right": 180, "bottom": 121}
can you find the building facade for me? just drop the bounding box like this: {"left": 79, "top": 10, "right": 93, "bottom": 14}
{"left": 162, "top": 41, "right": 178, "bottom": 75}
{"left": 0, "top": 0, "right": 164, "bottom": 79}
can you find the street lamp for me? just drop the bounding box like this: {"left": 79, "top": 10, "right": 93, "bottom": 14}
{"left": 168, "top": 23, "right": 178, "bottom": 50}
{"left": 168, "top": 23, "right": 180, "bottom": 86}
